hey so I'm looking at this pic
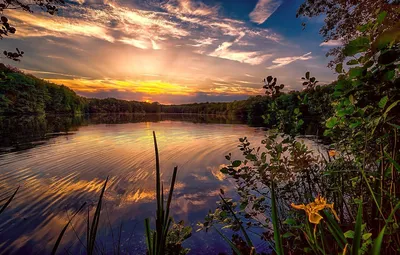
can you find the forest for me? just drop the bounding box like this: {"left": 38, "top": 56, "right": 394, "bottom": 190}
{"left": 0, "top": 63, "right": 335, "bottom": 136}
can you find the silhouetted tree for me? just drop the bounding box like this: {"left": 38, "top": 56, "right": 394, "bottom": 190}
{"left": 0, "top": 0, "right": 64, "bottom": 61}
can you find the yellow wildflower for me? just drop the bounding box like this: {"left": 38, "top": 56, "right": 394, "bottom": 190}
{"left": 291, "top": 195, "right": 340, "bottom": 224}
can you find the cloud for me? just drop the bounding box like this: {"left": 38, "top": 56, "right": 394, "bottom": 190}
{"left": 249, "top": 0, "right": 282, "bottom": 24}
{"left": 163, "top": 0, "right": 219, "bottom": 16}
{"left": 320, "top": 40, "right": 342, "bottom": 47}
{"left": 209, "top": 32, "right": 273, "bottom": 65}
{"left": 190, "top": 37, "right": 216, "bottom": 47}
{"left": 267, "top": 52, "right": 313, "bottom": 69}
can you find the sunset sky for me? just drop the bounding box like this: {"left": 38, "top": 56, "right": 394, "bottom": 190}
{"left": 3, "top": 0, "right": 340, "bottom": 104}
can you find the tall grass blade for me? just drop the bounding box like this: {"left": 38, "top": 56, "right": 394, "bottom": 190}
{"left": 145, "top": 218, "right": 153, "bottom": 255}
{"left": 323, "top": 211, "right": 347, "bottom": 249}
{"left": 219, "top": 194, "right": 253, "bottom": 248}
{"left": 0, "top": 186, "right": 19, "bottom": 215}
{"left": 371, "top": 226, "right": 386, "bottom": 255}
{"left": 352, "top": 201, "right": 363, "bottom": 255}
{"left": 214, "top": 227, "right": 243, "bottom": 255}
{"left": 88, "top": 177, "right": 109, "bottom": 255}
{"left": 271, "top": 181, "right": 284, "bottom": 255}
{"left": 51, "top": 202, "right": 86, "bottom": 255}
{"left": 145, "top": 132, "right": 180, "bottom": 255}
{"left": 164, "top": 166, "right": 177, "bottom": 226}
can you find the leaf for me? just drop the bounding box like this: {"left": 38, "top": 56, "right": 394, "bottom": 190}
{"left": 372, "top": 26, "right": 400, "bottom": 50}
{"left": 344, "top": 230, "right": 355, "bottom": 239}
{"left": 388, "top": 122, "right": 400, "bottom": 130}
{"left": 378, "top": 50, "right": 400, "bottom": 65}
{"left": 348, "top": 67, "right": 364, "bottom": 78}
{"left": 349, "top": 95, "right": 355, "bottom": 105}
{"left": 326, "top": 117, "right": 338, "bottom": 129}
{"left": 383, "top": 100, "right": 400, "bottom": 119}
{"left": 232, "top": 160, "right": 241, "bottom": 167}
{"left": 335, "top": 63, "right": 343, "bottom": 73}
{"left": 271, "top": 182, "right": 284, "bottom": 255}
{"left": 377, "top": 11, "right": 387, "bottom": 24}
{"left": 362, "top": 233, "right": 372, "bottom": 240}
{"left": 352, "top": 201, "right": 363, "bottom": 255}
{"left": 349, "top": 120, "right": 361, "bottom": 129}
{"left": 214, "top": 228, "right": 243, "bottom": 255}
{"left": 283, "top": 218, "right": 296, "bottom": 225}
{"left": 0, "top": 186, "right": 19, "bottom": 215}
{"left": 220, "top": 167, "right": 229, "bottom": 174}
{"left": 282, "top": 232, "right": 295, "bottom": 239}
{"left": 371, "top": 226, "right": 386, "bottom": 255}
{"left": 305, "top": 71, "right": 310, "bottom": 79}
{"left": 384, "top": 151, "right": 400, "bottom": 172}
{"left": 343, "top": 37, "right": 370, "bottom": 56}
{"left": 346, "top": 59, "right": 358, "bottom": 65}
{"left": 384, "top": 70, "right": 395, "bottom": 81}
{"left": 378, "top": 96, "right": 388, "bottom": 109}
{"left": 52, "top": 203, "right": 86, "bottom": 255}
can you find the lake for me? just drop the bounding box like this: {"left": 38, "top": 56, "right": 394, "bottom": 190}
{"left": 0, "top": 114, "right": 321, "bottom": 254}
{"left": 0, "top": 114, "right": 261, "bottom": 254}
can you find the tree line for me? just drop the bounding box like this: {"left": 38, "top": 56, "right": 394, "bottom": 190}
{"left": 0, "top": 63, "right": 338, "bottom": 136}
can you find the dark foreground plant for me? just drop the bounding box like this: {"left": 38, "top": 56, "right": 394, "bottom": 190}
{"left": 145, "top": 131, "right": 191, "bottom": 255}
{"left": 0, "top": 186, "right": 18, "bottom": 215}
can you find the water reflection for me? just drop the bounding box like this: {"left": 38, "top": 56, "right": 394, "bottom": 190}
{"left": 0, "top": 114, "right": 265, "bottom": 254}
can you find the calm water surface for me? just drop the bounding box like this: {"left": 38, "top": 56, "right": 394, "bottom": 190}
{"left": 0, "top": 114, "right": 271, "bottom": 254}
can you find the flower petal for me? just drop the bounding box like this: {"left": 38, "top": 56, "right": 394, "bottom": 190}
{"left": 308, "top": 212, "right": 323, "bottom": 224}
{"left": 291, "top": 203, "right": 306, "bottom": 210}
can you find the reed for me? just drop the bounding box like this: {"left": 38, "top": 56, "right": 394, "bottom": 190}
{"left": 144, "top": 131, "right": 178, "bottom": 255}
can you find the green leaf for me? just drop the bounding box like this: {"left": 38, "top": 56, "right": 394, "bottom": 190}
{"left": 371, "top": 226, "right": 386, "bottom": 255}
{"left": 214, "top": 228, "right": 243, "bottom": 255}
{"left": 377, "top": 11, "right": 387, "bottom": 24}
{"left": 362, "top": 233, "right": 372, "bottom": 240}
{"left": 271, "top": 182, "right": 284, "bottom": 255}
{"left": 348, "top": 67, "right": 364, "bottom": 78}
{"left": 384, "top": 151, "right": 400, "bottom": 172}
{"left": 384, "top": 70, "right": 395, "bottom": 81}
{"left": 282, "top": 232, "right": 295, "bottom": 239}
{"left": 283, "top": 218, "right": 296, "bottom": 225}
{"left": 346, "top": 59, "right": 358, "bottom": 65}
{"left": 344, "top": 230, "right": 355, "bottom": 239}
{"left": 383, "top": 100, "right": 400, "bottom": 119}
{"left": 305, "top": 71, "right": 310, "bottom": 79}
{"left": 335, "top": 63, "right": 343, "bottom": 73}
{"left": 326, "top": 117, "right": 338, "bottom": 129}
{"left": 388, "top": 122, "right": 400, "bottom": 130}
{"left": 232, "top": 160, "right": 241, "bottom": 167}
{"left": 349, "top": 120, "right": 361, "bottom": 129}
{"left": 220, "top": 167, "right": 229, "bottom": 174}
{"left": 378, "top": 96, "right": 388, "bottom": 109}
{"left": 343, "top": 37, "right": 370, "bottom": 56}
{"left": 357, "top": 23, "right": 370, "bottom": 32}
{"left": 352, "top": 201, "right": 363, "bottom": 255}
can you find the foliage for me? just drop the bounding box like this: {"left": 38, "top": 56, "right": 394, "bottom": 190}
{"left": 297, "top": 0, "right": 399, "bottom": 67}
{"left": 0, "top": 0, "right": 64, "bottom": 61}
{"left": 200, "top": 6, "right": 400, "bottom": 255}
